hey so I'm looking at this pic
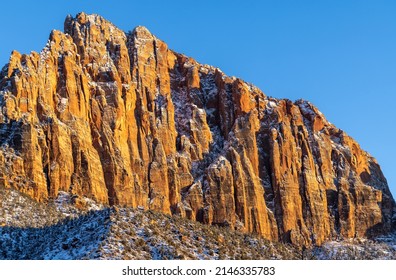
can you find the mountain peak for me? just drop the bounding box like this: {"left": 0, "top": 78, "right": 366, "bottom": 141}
{"left": 132, "top": 25, "right": 154, "bottom": 40}
{"left": 64, "top": 12, "right": 125, "bottom": 42}
{"left": 0, "top": 13, "right": 394, "bottom": 247}
{"left": 65, "top": 12, "right": 110, "bottom": 28}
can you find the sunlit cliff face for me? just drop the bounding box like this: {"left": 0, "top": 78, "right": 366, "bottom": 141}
{"left": 0, "top": 12, "right": 394, "bottom": 246}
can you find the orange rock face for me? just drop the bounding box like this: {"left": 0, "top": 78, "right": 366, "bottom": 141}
{"left": 0, "top": 13, "right": 394, "bottom": 246}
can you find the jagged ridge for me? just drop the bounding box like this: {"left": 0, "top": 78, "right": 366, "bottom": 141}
{"left": 0, "top": 12, "right": 394, "bottom": 246}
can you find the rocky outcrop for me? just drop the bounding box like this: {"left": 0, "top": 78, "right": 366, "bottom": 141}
{"left": 0, "top": 13, "right": 394, "bottom": 246}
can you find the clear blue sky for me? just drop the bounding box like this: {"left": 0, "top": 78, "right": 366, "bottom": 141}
{"left": 1, "top": 0, "right": 395, "bottom": 197}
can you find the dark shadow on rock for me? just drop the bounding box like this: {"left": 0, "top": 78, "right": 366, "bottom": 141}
{"left": 366, "top": 161, "right": 396, "bottom": 234}
{"left": 0, "top": 208, "right": 112, "bottom": 260}
{"left": 365, "top": 222, "right": 388, "bottom": 238}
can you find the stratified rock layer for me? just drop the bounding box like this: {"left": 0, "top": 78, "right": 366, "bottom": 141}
{"left": 0, "top": 13, "right": 394, "bottom": 246}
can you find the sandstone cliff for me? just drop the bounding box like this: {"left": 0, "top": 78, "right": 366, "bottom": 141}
{"left": 0, "top": 13, "right": 394, "bottom": 246}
